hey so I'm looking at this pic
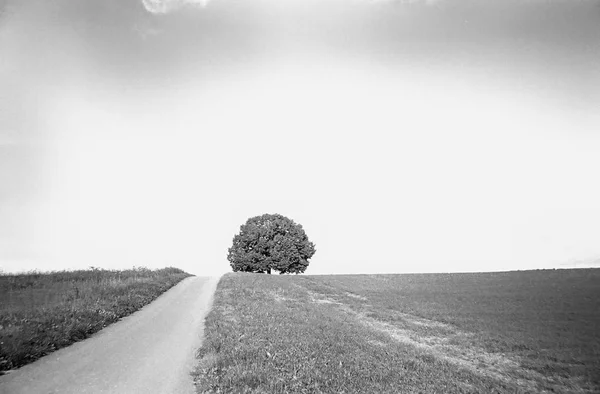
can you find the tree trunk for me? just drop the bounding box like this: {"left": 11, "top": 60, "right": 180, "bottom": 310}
{"left": 267, "top": 268, "right": 271, "bottom": 274}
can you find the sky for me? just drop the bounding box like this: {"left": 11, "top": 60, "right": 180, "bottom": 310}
{"left": 1, "top": 0, "right": 599, "bottom": 276}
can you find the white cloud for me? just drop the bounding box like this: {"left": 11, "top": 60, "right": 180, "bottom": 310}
{"left": 141, "top": 0, "right": 210, "bottom": 14}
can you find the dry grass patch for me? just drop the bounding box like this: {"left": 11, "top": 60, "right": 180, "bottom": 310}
{"left": 344, "top": 292, "right": 367, "bottom": 301}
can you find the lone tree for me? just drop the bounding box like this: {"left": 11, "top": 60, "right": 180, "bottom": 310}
{"left": 228, "top": 214, "right": 316, "bottom": 274}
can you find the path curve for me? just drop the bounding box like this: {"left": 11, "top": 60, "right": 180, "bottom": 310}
{"left": 0, "top": 276, "right": 220, "bottom": 394}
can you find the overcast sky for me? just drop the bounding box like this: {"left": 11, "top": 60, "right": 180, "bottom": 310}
{"left": 1, "top": 0, "right": 599, "bottom": 275}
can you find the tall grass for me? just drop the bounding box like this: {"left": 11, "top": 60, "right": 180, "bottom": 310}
{"left": 0, "top": 267, "right": 191, "bottom": 373}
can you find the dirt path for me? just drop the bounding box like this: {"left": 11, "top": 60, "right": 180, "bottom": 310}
{"left": 0, "top": 276, "right": 220, "bottom": 394}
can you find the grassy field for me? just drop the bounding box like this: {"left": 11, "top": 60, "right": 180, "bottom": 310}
{"left": 0, "top": 267, "right": 191, "bottom": 373}
{"left": 194, "top": 269, "right": 600, "bottom": 393}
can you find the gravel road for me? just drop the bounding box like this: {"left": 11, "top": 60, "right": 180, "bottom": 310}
{"left": 0, "top": 276, "right": 219, "bottom": 394}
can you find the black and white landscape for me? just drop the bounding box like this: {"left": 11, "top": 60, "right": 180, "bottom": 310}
{"left": 1, "top": 0, "right": 599, "bottom": 392}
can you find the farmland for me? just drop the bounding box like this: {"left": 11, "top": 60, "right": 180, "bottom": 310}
{"left": 194, "top": 269, "right": 600, "bottom": 393}
{"left": 0, "top": 267, "right": 191, "bottom": 373}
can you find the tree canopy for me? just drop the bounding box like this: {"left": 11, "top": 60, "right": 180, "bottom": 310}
{"left": 227, "top": 214, "right": 316, "bottom": 274}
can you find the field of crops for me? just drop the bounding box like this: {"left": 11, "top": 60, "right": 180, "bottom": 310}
{"left": 0, "top": 267, "right": 191, "bottom": 373}
{"left": 195, "top": 269, "right": 600, "bottom": 393}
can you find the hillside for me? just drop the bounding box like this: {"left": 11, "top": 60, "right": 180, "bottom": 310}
{"left": 194, "top": 269, "right": 600, "bottom": 393}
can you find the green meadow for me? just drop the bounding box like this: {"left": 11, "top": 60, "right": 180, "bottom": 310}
{"left": 195, "top": 269, "right": 600, "bottom": 393}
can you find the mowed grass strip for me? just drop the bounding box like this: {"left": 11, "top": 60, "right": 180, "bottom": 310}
{"left": 0, "top": 267, "right": 191, "bottom": 373}
{"left": 195, "top": 274, "right": 531, "bottom": 393}
{"left": 195, "top": 270, "right": 600, "bottom": 393}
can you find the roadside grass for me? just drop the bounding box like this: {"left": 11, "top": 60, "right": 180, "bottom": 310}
{"left": 0, "top": 267, "right": 191, "bottom": 373}
{"left": 194, "top": 269, "right": 600, "bottom": 393}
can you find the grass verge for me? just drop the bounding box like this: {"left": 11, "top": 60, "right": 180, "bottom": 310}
{"left": 194, "top": 270, "right": 600, "bottom": 393}
{"left": 0, "top": 267, "right": 191, "bottom": 373}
